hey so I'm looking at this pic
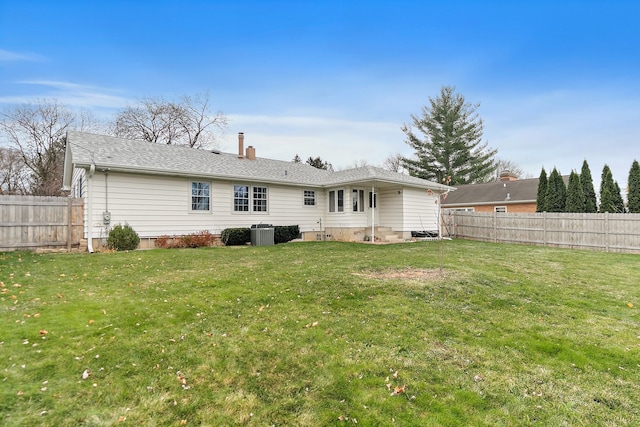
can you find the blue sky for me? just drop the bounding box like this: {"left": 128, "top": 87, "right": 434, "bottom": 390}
{"left": 1, "top": 0, "right": 639, "bottom": 188}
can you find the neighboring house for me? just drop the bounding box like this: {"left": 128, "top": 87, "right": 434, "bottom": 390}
{"left": 442, "top": 171, "right": 541, "bottom": 213}
{"left": 62, "top": 131, "right": 453, "bottom": 251}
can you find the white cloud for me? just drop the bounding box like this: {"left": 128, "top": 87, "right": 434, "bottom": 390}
{"left": 0, "top": 48, "right": 44, "bottom": 62}
{"left": 0, "top": 80, "right": 131, "bottom": 118}
{"left": 222, "top": 114, "right": 405, "bottom": 168}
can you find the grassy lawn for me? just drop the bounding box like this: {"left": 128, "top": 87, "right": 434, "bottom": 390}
{"left": 1, "top": 240, "right": 639, "bottom": 426}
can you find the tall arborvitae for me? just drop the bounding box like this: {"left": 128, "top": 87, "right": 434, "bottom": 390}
{"left": 599, "top": 165, "right": 617, "bottom": 213}
{"left": 614, "top": 181, "right": 625, "bottom": 213}
{"left": 628, "top": 160, "right": 640, "bottom": 213}
{"left": 565, "top": 171, "right": 585, "bottom": 212}
{"left": 545, "top": 167, "right": 566, "bottom": 212}
{"left": 580, "top": 160, "right": 597, "bottom": 213}
{"left": 536, "top": 167, "right": 548, "bottom": 212}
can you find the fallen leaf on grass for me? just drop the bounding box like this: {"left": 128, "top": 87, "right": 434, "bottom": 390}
{"left": 628, "top": 303, "right": 634, "bottom": 308}
{"left": 117, "top": 416, "right": 126, "bottom": 422}
{"left": 39, "top": 329, "right": 48, "bottom": 335}
{"left": 392, "top": 385, "right": 406, "bottom": 395}
{"left": 180, "top": 419, "right": 187, "bottom": 425}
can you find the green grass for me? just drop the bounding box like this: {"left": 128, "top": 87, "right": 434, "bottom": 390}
{"left": 1, "top": 240, "right": 639, "bottom": 426}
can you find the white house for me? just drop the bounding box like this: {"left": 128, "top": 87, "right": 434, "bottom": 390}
{"left": 62, "top": 131, "right": 453, "bottom": 251}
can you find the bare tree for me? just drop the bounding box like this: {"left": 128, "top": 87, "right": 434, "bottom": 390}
{"left": 111, "top": 92, "right": 227, "bottom": 148}
{"left": 0, "top": 146, "right": 29, "bottom": 194}
{"left": 381, "top": 153, "right": 405, "bottom": 173}
{"left": 0, "top": 99, "right": 98, "bottom": 195}
{"left": 349, "top": 159, "right": 369, "bottom": 169}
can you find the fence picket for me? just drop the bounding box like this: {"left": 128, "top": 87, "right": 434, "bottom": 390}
{"left": 447, "top": 211, "right": 640, "bottom": 253}
{"left": 0, "top": 195, "right": 84, "bottom": 252}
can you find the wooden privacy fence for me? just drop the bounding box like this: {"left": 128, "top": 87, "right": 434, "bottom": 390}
{"left": 445, "top": 211, "right": 640, "bottom": 254}
{"left": 0, "top": 195, "right": 84, "bottom": 252}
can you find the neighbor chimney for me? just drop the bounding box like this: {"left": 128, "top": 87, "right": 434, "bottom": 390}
{"left": 246, "top": 145, "right": 256, "bottom": 160}
{"left": 238, "top": 132, "right": 244, "bottom": 159}
{"left": 499, "top": 170, "right": 517, "bottom": 182}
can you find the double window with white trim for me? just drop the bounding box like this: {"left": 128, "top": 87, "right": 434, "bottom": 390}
{"left": 234, "top": 184, "right": 268, "bottom": 212}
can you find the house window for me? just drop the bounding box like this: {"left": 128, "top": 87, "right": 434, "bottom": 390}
{"left": 494, "top": 206, "right": 507, "bottom": 213}
{"left": 191, "top": 181, "right": 210, "bottom": 211}
{"left": 369, "top": 191, "right": 377, "bottom": 208}
{"left": 234, "top": 185, "right": 249, "bottom": 212}
{"left": 352, "top": 189, "right": 364, "bottom": 212}
{"left": 329, "top": 189, "right": 344, "bottom": 213}
{"left": 304, "top": 190, "right": 316, "bottom": 206}
{"left": 253, "top": 186, "right": 268, "bottom": 212}
{"left": 234, "top": 184, "right": 269, "bottom": 213}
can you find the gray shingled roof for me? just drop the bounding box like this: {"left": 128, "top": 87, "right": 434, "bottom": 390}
{"left": 64, "top": 131, "right": 452, "bottom": 191}
{"left": 442, "top": 178, "right": 540, "bottom": 206}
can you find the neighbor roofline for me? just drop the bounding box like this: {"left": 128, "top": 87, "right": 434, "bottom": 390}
{"left": 443, "top": 200, "right": 536, "bottom": 207}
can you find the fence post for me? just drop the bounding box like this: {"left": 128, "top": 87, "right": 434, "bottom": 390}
{"left": 605, "top": 212, "right": 609, "bottom": 253}
{"left": 67, "top": 197, "right": 73, "bottom": 252}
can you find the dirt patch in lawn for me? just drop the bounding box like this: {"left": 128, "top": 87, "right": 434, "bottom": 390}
{"left": 354, "top": 268, "right": 446, "bottom": 280}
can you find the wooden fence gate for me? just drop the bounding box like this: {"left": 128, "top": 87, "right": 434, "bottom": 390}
{"left": 0, "top": 195, "right": 84, "bottom": 252}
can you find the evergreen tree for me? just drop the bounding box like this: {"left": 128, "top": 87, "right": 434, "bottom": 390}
{"left": 599, "top": 165, "right": 617, "bottom": 213}
{"left": 306, "top": 156, "right": 333, "bottom": 171}
{"left": 614, "top": 181, "right": 625, "bottom": 212}
{"left": 580, "top": 160, "right": 597, "bottom": 213}
{"left": 628, "top": 160, "right": 640, "bottom": 213}
{"left": 545, "top": 167, "right": 566, "bottom": 212}
{"left": 535, "top": 167, "right": 548, "bottom": 212}
{"left": 565, "top": 171, "right": 585, "bottom": 212}
{"left": 401, "top": 86, "right": 497, "bottom": 185}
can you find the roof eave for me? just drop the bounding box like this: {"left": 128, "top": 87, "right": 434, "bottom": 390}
{"left": 444, "top": 199, "right": 536, "bottom": 207}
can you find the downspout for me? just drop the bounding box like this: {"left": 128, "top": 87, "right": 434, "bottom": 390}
{"left": 371, "top": 185, "right": 375, "bottom": 244}
{"left": 86, "top": 163, "right": 95, "bottom": 253}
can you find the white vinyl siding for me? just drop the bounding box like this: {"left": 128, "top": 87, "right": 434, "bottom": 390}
{"left": 401, "top": 187, "right": 440, "bottom": 231}
{"left": 85, "top": 171, "right": 326, "bottom": 238}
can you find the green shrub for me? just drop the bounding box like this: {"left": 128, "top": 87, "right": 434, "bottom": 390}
{"left": 107, "top": 223, "right": 140, "bottom": 251}
{"left": 221, "top": 228, "right": 251, "bottom": 246}
{"left": 274, "top": 225, "right": 300, "bottom": 244}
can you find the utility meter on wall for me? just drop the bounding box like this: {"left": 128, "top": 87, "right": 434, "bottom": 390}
{"left": 103, "top": 211, "right": 111, "bottom": 223}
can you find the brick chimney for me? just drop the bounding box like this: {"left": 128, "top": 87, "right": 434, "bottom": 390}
{"left": 238, "top": 132, "right": 244, "bottom": 159}
{"left": 246, "top": 146, "right": 256, "bottom": 160}
{"left": 499, "top": 170, "right": 517, "bottom": 182}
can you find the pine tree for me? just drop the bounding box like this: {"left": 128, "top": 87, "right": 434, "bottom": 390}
{"left": 628, "top": 160, "right": 640, "bottom": 213}
{"left": 599, "top": 165, "right": 617, "bottom": 213}
{"left": 545, "top": 167, "right": 566, "bottom": 212}
{"left": 580, "top": 160, "right": 597, "bottom": 213}
{"left": 536, "top": 167, "right": 548, "bottom": 212}
{"left": 565, "top": 171, "right": 585, "bottom": 212}
{"left": 401, "top": 86, "right": 497, "bottom": 185}
{"left": 614, "top": 181, "right": 625, "bottom": 213}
